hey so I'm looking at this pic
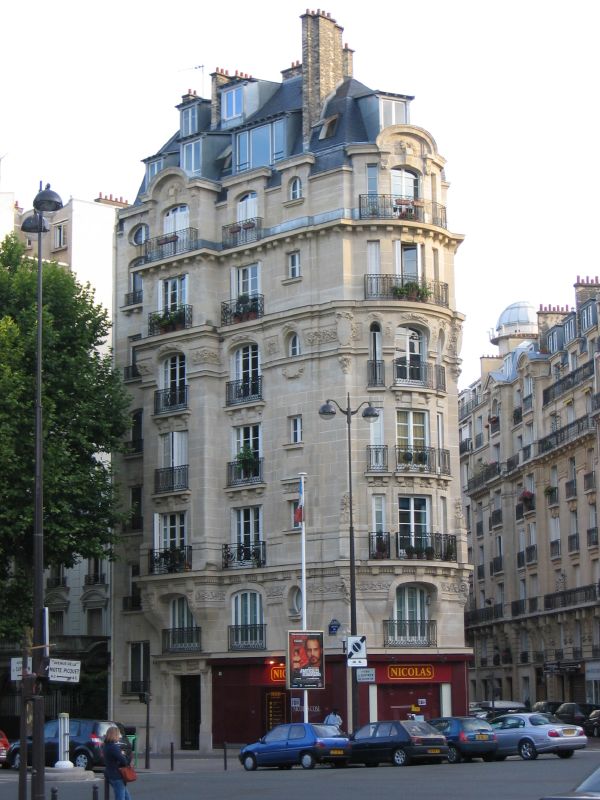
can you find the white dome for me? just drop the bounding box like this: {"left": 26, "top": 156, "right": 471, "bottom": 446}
{"left": 495, "top": 301, "right": 537, "bottom": 336}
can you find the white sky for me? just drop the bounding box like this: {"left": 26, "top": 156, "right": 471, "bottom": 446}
{"left": 2, "top": 0, "right": 597, "bottom": 388}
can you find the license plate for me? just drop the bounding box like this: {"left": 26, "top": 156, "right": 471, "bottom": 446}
{"left": 563, "top": 729, "right": 576, "bottom": 736}
{"left": 475, "top": 734, "right": 489, "bottom": 740}
{"left": 330, "top": 749, "right": 344, "bottom": 755}
{"left": 427, "top": 748, "right": 441, "bottom": 754}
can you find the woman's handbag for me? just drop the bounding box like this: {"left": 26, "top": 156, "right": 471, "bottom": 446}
{"left": 119, "top": 765, "right": 137, "bottom": 783}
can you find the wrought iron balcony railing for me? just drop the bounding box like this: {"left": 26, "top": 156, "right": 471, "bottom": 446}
{"left": 123, "top": 290, "right": 143, "bottom": 307}
{"left": 565, "top": 479, "right": 577, "bottom": 499}
{"left": 544, "top": 582, "right": 598, "bottom": 610}
{"left": 584, "top": 472, "right": 596, "bottom": 492}
{"left": 467, "top": 462, "right": 501, "bottom": 493}
{"left": 392, "top": 360, "right": 446, "bottom": 391}
{"left": 154, "top": 465, "right": 189, "bottom": 493}
{"left": 367, "top": 360, "right": 385, "bottom": 386}
{"left": 459, "top": 438, "right": 472, "bottom": 454}
{"left": 222, "top": 542, "right": 266, "bottom": 569}
{"left": 226, "top": 457, "right": 264, "bottom": 486}
{"left": 366, "top": 445, "right": 388, "bottom": 472}
{"left": 588, "top": 527, "right": 599, "bottom": 546}
{"left": 568, "top": 533, "right": 580, "bottom": 552}
{"left": 458, "top": 394, "right": 484, "bottom": 421}
{"left": 491, "top": 509, "right": 502, "bottom": 527}
{"left": 538, "top": 416, "right": 594, "bottom": 455}
{"left": 154, "top": 385, "right": 188, "bottom": 414}
{"left": 550, "top": 539, "right": 561, "bottom": 558}
{"left": 395, "top": 446, "right": 451, "bottom": 475}
{"left": 221, "top": 294, "right": 265, "bottom": 326}
{"left": 490, "top": 555, "right": 503, "bottom": 575}
{"left": 225, "top": 376, "right": 263, "bottom": 406}
{"left": 506, "top": 453, "right": 520, "bottom": 472}
{"left": 359, "top": 194, "right": 447, "bottom": 228}
{"left": 383, "top": 619, "right": 437, "bottom": 647}
{"left": 513, "top": 407, "right": 523, "bottom": 424}
{"left": 369, "top": 531, "right": 391, "bottom": 559}
{"left": 148, "top": 545, "right": 192, "bottom": 575}
{"left": 476, "top": 520, "right": 484, "bottom": 538}
{"left": 144, "top": 227, "right": 198, "bottom": 263}
{"left": 526, "top": 544, "right": 537, "bottom": 564}
{"left": 228, "top": 624, "right": 266, "bottom": 651}
{"left": 162, "top": 626, "right": 202, "bottom": 653}
{"left": 545, "top": 487, "right": 559, "bottom": 505}
{"left": 46, "top": 576, "right": 67, "bottom": 589}
{"left": 148, "top": 304, "right": 193, "bottom": 336}
{"left": 123, "top": 514, "right": 143, "bottom": 533}
{"left": 543, "top": 360, "right": 594, "bottom": 405}
{"left": 476, "top": 563, "right": 485, "bottom": 580}
{"left": 396, "top": 532, "right": 457, "bottom": 561}
{"left": 464, "top": 603, "right": 503, "bottom": 626}
{"left": 222, "top": 217, "right": 263, "bottom": 248}
{"left": 364, "top": 274, "right": 449, "bottom": 307}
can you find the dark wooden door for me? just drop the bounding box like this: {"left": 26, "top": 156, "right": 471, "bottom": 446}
{"left": 180, "top": 675, "right": 200, "bottom": 749}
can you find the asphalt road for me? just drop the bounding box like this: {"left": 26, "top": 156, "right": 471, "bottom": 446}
{"left": 2, "top": 750, "right": 600, "bottom": 800}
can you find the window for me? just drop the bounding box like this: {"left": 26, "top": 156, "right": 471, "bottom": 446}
{"left": 380, "top": 98, "right": 408, "bottom": 127}
{"left": 391, "top": 168, "right": 419, "bottom": 200}
{"left": 234, "top": 343, "right": 260, "bottom": 386}
{"left": 394, "top": 241, "right": 420, "bottom": 278}
{"left": 367, "top": 241, "right": 381, "bottom": 274}
{"left": 130, "top": 409, "right": 143, "bottom": 446}
{"left": 160, "top": 430, "right": 188, "bottom": 468}
{"left": 318, "top": 115, "right": 338, "bottom": 139}
{"left": 234, "top": 506, "right": 262, "bottom": 551}
{"left": 232, "top": 590, "right": 264, "bottom": 646}
{"left": 290, "top": 415, "right": 302, "bottom": 443}
{"left": 289, "top": 177, "right": 302, "bottom": 200}
{"left": 394, "top": 326, "right": 424, "bottom": 380}
{"left": 564, "top": 316, "right": 576, "bottom": 344}
{"left": 159, "top": 512, "right": 186, "bottom": 549}
{"left": 147, "top": 159, "right": 164, "bottom": 182}
{"left": 235, "top": 423, "right": 261, "bottom": 457}
{"left": 132, "top": 225, "right": 149, "bottom": 245}
{"left": 49, "top": 610, "right": 64, "bottom": 636}
{"left": 372, "top": 495, "right": 386, "bottom": 532}
{"left": 53, "top": 223, "right": 67, "bottom": 249}
{"left": 181, "top": 105, "right": 198, "bottom": 137}
{"left": 171, "top": 596, "right": 195, "bottom": 630}
{"left": 398, "top": 496, "right": 428, "bottom": 549}
{"left": 366, "top": 164, "right": 378, "bottom": 195}
{"left": 237, "top": 190, "right": 257, "bottom": 221}
{"left": 289, "top": 333, "right": 301, "bottom": 357}
{"left": 235, "top": 120, "right": 285, "bottom": 171}
{"left": 160, "top": 274, "right": 187, "bottom": 311}
{"left": 291, "top": 500, "right": 302, "bottom": 529}
{"left": 163, "top": 353, "right": 186, "bottom": 390}
{"left": 130, "top": 641, "right": 150, "bottom": 688}
{"left": 87, "top": 608, "right": 103, "bottom": 636}
{"left": 581, "top": 303, "right": 594, "bottom": 331}
{"left": 397, "top": 410, "right": 427, "bottom": 448}
{"left": 182, "top": 139, "right": 202, "bottom": 176}
{"left": 222, "top": 86, "right": 243, "bottom": 121}
{"left": 288, "top": 251, "right": 301, "bottom": 279}
{"left": 234, "top": 261, "right": 259, "bottom": 298}
{"left": 394, "top": 585, "right": 429, "bottom": 643}
{"left": 164, "top": 204, "right": 189, "bottom": 234}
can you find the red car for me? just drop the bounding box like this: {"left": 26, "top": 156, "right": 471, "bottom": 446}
{"left": 0, "top": 729, "right": 10, "bottom": 768}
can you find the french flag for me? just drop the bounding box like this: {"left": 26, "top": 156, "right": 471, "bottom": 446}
{"left": 294, "top": 478, "right": 304, "bottom": 524}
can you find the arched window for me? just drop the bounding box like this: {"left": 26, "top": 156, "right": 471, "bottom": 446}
{"left": 132, "top": 224, "right": 149, "bottom": 245}
{"left": 391, "top": 168, "right": 419, "bottom": 200}
{"left": 238, "top": 192, "right": 257, "bottom": 222}
{"left": 392, "top": 585, "right": 430, "bottom": 644}
{"left": 232, "top": 590, "right": 264, "bottom": 647}
{"left": 289, "top": 177, "right": 302, "bottom": 201}
{"left": 164, "top": 205, "right": 189, "bottom": 233}
{"left": 289, "top": 333, "right": 301, "bottom": 357}
{"left": 394, "top": 326, "right": 425, "bottom": 382}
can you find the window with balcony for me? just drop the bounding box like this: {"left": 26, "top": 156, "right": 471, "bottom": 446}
{"left": 387, "top": 585, "right": 433, "bottom": 646}
{"left": 231, "top": 590, "right": 264, "bottom": 649}
{"left": 156, "top": 354, "right": 187, "bottom": 414}
{"left": 226, "top": 506, "right": 263, "bottom": 565}
{"left": 396, "top": 409, "right": 427, "bottom": 469}
{"left": 165, "top": 596, "right": 200, "bottom": 651}
{"left": 394, "top": 241, "right": 421, "bottom": 279}
{"left": 126, "top": 641, "right": 150, "bottom": 694}
{"left": 394, "top": 326, "right": 425, "bottom": 383}
{"left": 228, "top": 344, "right": 261, "bottom": 405}
{"left": 156, "top": 430, "right": 188, "bottom": 492}
{"left": 398, "top": 495, "right": 428, "bottom": 554}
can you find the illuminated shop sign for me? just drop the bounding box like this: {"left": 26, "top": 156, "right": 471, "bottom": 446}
{"left": 387, "top": 664, "right": 435, "bottom": 681}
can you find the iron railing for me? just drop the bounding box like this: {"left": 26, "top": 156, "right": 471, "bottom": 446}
{"left": 222, "top": 217, "right": 263, "bottom": 248}
{"left": 543, "top": 360, "right": 594, "bottom": 405}
{"left": 396, "top": 532, "right": 457, "bottom": 561}
{"left": 366, "top": 445, "right": 388, "bottom": 472}
{"left": 367, "top": 360, "right": 385, "bottom": 386}
{"left": 364, "top": 274, "right": 449, "bottom": 307}
{"left": 148, "top": 545, "right": 192, "bottom": 575}
{"left": 123, "top": 290, "right": 143, "bottom": 307}
{"left": 228, "top": 624, "right": 266, "bottom": 651}
{"left": 162, "top": 627, "right": 202, "bottom": 653}
{"left": 225, "top": 376, "right": 263, "bottom": 406}
{"left": 148, "top": 304, "right": 193, "bottom": 336}
{"left": 221, "top": 294, "right": 265, "bottom": 326}
{"left": 226, "top": 457, "right": 264, "bottom": 486}
{"left": 144, "top": 227, "right": 198, "bottom": 263}
{"left": 222, "top": 542, "right": 266, "bottom": 569}
{"left": 124, "top": 364, "right": 141, "bottom": 381}
{"left": 392, "top": 361, "right": 446, "bottom": 391}
{"left": 154, "top": 465, "right": 189, "bottom": 493}
{"left": 154, "top": 385, "right": 188, "bottom": 414}
{"left": 538, "top": 416, "right": 594, "bottom": 455}
{"left": 369, "top": 531, "right": 391, "bottom": 559}
{"left": 383, "top": 619, "right": 437, "bottom": 647}
{"left": 358, "top": 194, "right": 447, "bottom": 228}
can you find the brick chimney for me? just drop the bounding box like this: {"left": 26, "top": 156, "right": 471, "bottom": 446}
{"left": 301, "top": 9, "right": 349, "bottom": 149}
{"left": 211, "top": 68, "right": 232, "bottom": 128}
{"left": 573, "top": 275, "right": 600, "bottom": 308}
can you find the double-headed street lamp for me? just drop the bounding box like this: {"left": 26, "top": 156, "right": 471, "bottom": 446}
{"left": 318, "top": 394, "right": 379, "bottom": 731}
{"left": 21, "top": 184, "right": 63, "bottom": 800}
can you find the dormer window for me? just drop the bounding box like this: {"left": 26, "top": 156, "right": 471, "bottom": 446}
{"left": 236, "top": 119, "right": 285, "bottom": 172}
{"left": 563, "top": 316, "right": 576, "bottom": 344}
{"left": 222, "top": 86, "right": 243, "bottom": 121}
{"left": 380, "top": 97, "right": 408, "bottom": 127}
{"left": 181, "top": 105, "right": 198, "bottom": 137}
{"left": 147, "top": 159, "right": 164, "bottom": 183}
{"left": 182, "top": 139, "right": 202, "bottom": 176}
{"left": 318, "top": 115, "right": 338, "bottom": 140}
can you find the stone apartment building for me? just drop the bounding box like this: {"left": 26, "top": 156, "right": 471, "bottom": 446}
{"left": 461, "top": 280, "right": 600, "bottom": 707}
{"left": 112, "top": 10, "right": 470, "bottom": 753}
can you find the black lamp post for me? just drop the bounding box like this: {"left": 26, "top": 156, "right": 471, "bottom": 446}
{"left": 318, "top": 394, "right": 379, "bottom": 731}
{"left": 21, "top": 184, "right": 63, "bottom": 800}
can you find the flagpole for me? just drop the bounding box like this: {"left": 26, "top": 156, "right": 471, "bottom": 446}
{"left": 298, "top": 472, "right": 308, "bottom": 723}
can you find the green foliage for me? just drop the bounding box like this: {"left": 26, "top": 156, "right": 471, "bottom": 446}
{"left": 0, "top": 234, "right": 130, "bottom": 640}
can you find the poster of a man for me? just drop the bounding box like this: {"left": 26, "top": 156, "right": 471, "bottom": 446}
{"left": 287, "top": 631, "right": 325, "bottom": 689}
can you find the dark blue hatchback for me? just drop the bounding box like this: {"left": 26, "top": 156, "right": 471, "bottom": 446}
{"left": 239, "top": 722, "right": 350, "bottom": 770}
{"left": 429, "top": 716, "right": 497, "bottom": 763}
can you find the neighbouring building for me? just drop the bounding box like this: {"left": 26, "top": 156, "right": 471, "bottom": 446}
{"left": 461, "top": 279, "right": 600, "bottom": 707}
{"left": 112, "top": 10, "right": 470, "bottom": 753}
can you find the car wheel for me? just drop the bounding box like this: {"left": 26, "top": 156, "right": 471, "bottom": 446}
{"left": 447, "top": 744, "right": 462, "bottom": 764}
{"left": 300, "top": 752, "right": 315, "bottom": 769}
{"left": 242, "top": 754, "right": 257, "bottom": 771}
{"left": 557, "top": 751, "right": 574, "bottom": 759}
{"left": 74, "top": 752, "right": 91, "bottom": 770}
{"left": 392, "top": 748, "right": 409, "bottom": 767}
{"left": 518, "top": 740, "right": 538, "bottom": 761}
{"left": 11, "top": 752, "right": 20, "bottom": 770}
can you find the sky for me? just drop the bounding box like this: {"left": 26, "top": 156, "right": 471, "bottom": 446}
{"left": 2, "top": 0, "right": 598, "bottom": 388}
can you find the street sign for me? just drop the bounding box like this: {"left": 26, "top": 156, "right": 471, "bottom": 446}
{"left": 48, "top": 658, "right": 81, "bottom": 683}
{"left": 347, "top": 635, "right": 367, "bottom": 667}
{"left": 10, "top": 657, "right": 32, "bottom": 681}
{"left": 356, "top": 667, "right": 375, "bottom": 683}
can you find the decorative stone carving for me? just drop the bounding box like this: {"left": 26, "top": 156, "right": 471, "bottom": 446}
{"left": 305, "top": 328, "right": 337, "bottom": 346}
{"left": 338, "top": 355, "right": 351, "bottom": 374}
{"left": 190, "top": 348, "right": 220, "bottom": 365}
{"left": 340, "top": 492, "right": 350, "bottom": 524}
{"left": 265, "top": 336, "right": 280, "bottom": 355}
{"left": 282, "top": 366, "right": 305, "bottom": 380}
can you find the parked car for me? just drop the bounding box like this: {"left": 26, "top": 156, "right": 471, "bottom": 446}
{"left": 349, "top": 719, "right": 448, "bottom": 767}
{"left": 428, "top": 716, "right": 497, "bottom": 763}
{"left": 7, "top": 718, "right": 131, "bottom": 770}
{"left": 239, "top": 722, "right": 350, "bottom": 770}
{"left": 532, "top": 701, "right": 563, "bottom": 716}
{"left": 491, "top": 712, "right": 587, "bottom": 760}
{"left": 555, "top": 703, "right": 600, "bottom": 726}
{"left": 472, "top": 700, "right": 529, "bottom": 721}
{"left": 540, "top": 763, "right": 600, "bottom": 799}
{"left": 0, "top": 729, "right": 10, "bottom": 768}
{"left": 583, "top": 709, "right": 600, "bottom": 738}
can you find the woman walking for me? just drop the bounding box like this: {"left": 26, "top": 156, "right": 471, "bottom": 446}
{"left": 104, "top": 726, "right": 132, "bottom": 800}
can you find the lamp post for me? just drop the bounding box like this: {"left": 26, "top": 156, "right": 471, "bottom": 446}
{"left": 21, "top": 184, "right": 63, "bottom": 800}
{"left": 318, "top": 394, "right": 379, "bottom": 731}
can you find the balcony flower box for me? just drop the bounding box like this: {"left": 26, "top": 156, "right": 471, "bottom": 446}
{"left": 519, "top": 490, "right": 534, "bottom": 501}
{"left": 394, "top": 198, "right": 411, "bottom": 206}
{"left": 157, "top": 234, "right": 178, "bottom": 246}
{"left": 242, "top": 221, "right": 256, "bottom": 230}
{"left": 229, "top": 225, "right": 241, "bottom": 234}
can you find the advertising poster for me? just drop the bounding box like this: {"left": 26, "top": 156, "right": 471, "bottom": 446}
{"left": 287, "top": 630, "right": 325, "bottom": 689}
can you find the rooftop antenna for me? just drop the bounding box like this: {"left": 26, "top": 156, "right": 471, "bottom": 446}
{"left": 179, "top": 64, "right": 205, "bottom": 97}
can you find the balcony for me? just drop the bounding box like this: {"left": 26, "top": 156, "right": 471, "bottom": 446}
{"left": 124, "top": 364, "right": 141, "bottom": 382}
{"left": 84, "top": 573, "right": 106, "bottom": 585}
{"left": 124, "top": 438, "right": 143, "bottom": 456}
{"left": 123, "top": 514, "right": 143, "bottom": 533}
{"left": 490, "top": 555, "right": 504, "bottom": 575}
{"left": 464, "top": 603, "right": 503, "bottom": 626}
{"left": 162, "top": 626, "right": 202, "bottom": 653}
{"left": 506, "top": 453, "right": 520, "bottom": 472}
{"left": 395, "top": 446, "right": 451, "bottom": 475}
{"left": 489, "top": 417, "right": 500, "bottom": 435}
{"left": 476, "top": 520, "right": 484, "bottom": 538}
{"left": 474, "top": 432, "right": 484, "bottom": 449}
{"left": 545, "top": 487, "right": 559, "bottom": 505}
{"left": 222, "top": 542, "right": 266, "bottom": 569}
{"left": 226, "top": 455, "right": 264, "bottom": 487}
{"left": 588, "top": 527, "right": 599, "bottom": 547}
{"left": 383, "top": 619, "right": 437, "bottom": 647}
{"left": 544, "top": 582, "right": 599, "bottom": 610}
{"left": 511, "top": 599, "right": 526, "bottom": 617}
{"left": 467, "top": 462, "right": 501, "bottom": 493}
{"left": 392, "top": 361, "right": 446, "bottom": 391}
{"left": 144, "top": 227, "right": 198, "bottom": 263}
{"left": 123, "top": 290, "right": 143, "bottom": 307}
{"left": 476, "top": 563, "right": 485, "bottom": 580}
{"left": 222, "top": 217, "right": 263, "bottom": 248}
{"left": 369, "top": 531, "right": 391, "bottom": 559}
{"left": 517, "top": 550, "right": 525, "bottom": 568}
{"left": 523, "top": 394, "right": 533, "bottom": 412}
{"left": 122, "top": 680, "right": 149, "bottom": 695}
{"left": 459, "top": 438, "right": 472, "bottom": 454}
{"left": 515, "top": 503, "right": 524, "bottom": 521}
{"left": 221, "top": 293, "right": 265, "bottom": 326}
{"left": 522, "top": 443, "right": 533, "bottom": 461}
{"left": 543, "top": 360, "right": 594, "bottom": 405}
{"left": 364, "top": 274, "right": 449, "bottom": 307}
{"left": 358, "top": 194, "right": 447, "bottom": 228}
{"left": 366, "top": 445, "right": 388, "bottom": 472}
{"left": 154, "top": 465, "right": 189, "bottom": 493}
{"left": 225, "top": 376, "right": 263, "bottom": 406}
{"left": 148, "top": 545, "right": 192, "bottom": 575}
{"left": 154, "top": 385, "right": 188, "bottom": 415}
{"left": 526, "top": 544, "right": 538, "bottom": 564}
{"left": 396, "top": 532, "right": 457, "bottom": 562}
{"left": 367, "top": 360, "right": 385, "bottom": 387}
{"left": 459, "top": 394, "right": 483, "bottom": 421}
{"left": 568, "top": 533, "right": 580, "bottom": 553}
{"left": 565, "top": 479, "right": 577, "bottom": 499}
{"left": 122, "top": 595, "right": 142, "bottom": 611}
{"left": 550, "top": 539, "right": 561, "bottom": 558}
{"left": 538, "top": 415, "right": 594, "bottom": 455}
{"left": 228, "top": 624, "right": 267, "bottom": 651}
{"left": 148, "top": 304, "right": 193, "bottom": 336}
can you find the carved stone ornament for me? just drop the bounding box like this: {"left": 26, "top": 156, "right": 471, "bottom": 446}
{"left": 190, "top": 348, "right": 221, "bottom": 365}
{"left": 338, "top": 355, "right": 351, "bottom": 374}
{"left": 265, "top": 336, "right": 280, "bottom": 356}
{"left": 305, "top": 328, "right": 337, "bottom": 346}
{"left": 282, "top": 366, "right": 305, "bottom": 380}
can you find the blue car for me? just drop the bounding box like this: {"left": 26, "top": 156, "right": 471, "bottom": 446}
{"left": 429, "top": 716, "right": 498, "bottom": 763}
{"left": 239, "top": 722, "right": 350, "bottom": 770}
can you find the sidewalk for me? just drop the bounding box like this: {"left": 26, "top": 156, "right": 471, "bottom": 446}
{"left": 132, "top": 749, "right": 236, "bottom": 773}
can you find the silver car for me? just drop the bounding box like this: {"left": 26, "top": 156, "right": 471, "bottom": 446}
{"left": 491, "top": 713, "right": 587, "bottom": 760}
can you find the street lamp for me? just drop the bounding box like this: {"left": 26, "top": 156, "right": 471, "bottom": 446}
{"left": 21, "top": 184, "right": 63, "bottom": 800}
{"left": 318, "top": 394, "right": 379, "bottom": 731}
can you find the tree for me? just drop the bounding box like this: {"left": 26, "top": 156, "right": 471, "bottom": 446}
{"left": 0, "top": 234, "right": 130, "bottom": 640}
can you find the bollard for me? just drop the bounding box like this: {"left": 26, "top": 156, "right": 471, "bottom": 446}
{"left": 170, "top": 742, "right": 174, "bottom": 771}
{"left": 93, "top": 784, "right": 99, "bottom": 800}
{"left": 51, "top": 788, "right": 58, "bottom": 800}
{"left": 223, "top": 742, "right": 227, "bottom": 771}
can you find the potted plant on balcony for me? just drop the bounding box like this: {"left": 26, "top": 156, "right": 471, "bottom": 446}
{"left": 544, "top": 485, "right": 556, "bottom": 497}
{"left": 404, "top": 544, "right": 415, "bottom": 559}
{"left": 519, "top": 489, "right": 534, "bottom": 502}
{"left": 157, "top": 233, "right": 178, "bottom": 246}
{"left": 242, "top": 220, "right": 256, "bottom": 230}
{"left": 402, "top": 450, "right": 413, "bottom": 464}
{"left": 417, "top": 284, "right": 431, "bottom": 302}
{"left": 392, "top": 284, "right": 408, "bottom": 299}
{"left": 425, "top": 545, "right": 435, "bottom": 560}
{"left": 236, "top": 444, "right": 257, "bottom": 474}
{"left": 403, "top": 281, "right": 420, "bottom": 301}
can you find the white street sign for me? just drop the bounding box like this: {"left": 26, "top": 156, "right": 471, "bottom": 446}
{"left": 356, "top": 667, "right": 375, "bottom": 683}
{"left": 10, "top": 657, "right": 32, "bottom": 681}
{"left": 49, "top": 659, "right": 81, "bottom": 683}
{"left": 347, "top": 635, "right": 367, "bottom": 667}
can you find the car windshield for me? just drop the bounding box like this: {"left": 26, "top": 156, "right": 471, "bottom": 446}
{"left": 312, "top": 724, "right": 343, "bottom": 737}
{"left": 462, "top": 718, "right": 493, "bottom": 732}
{"left": 400, "top": 720, "right": 439, "bottom": 736}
